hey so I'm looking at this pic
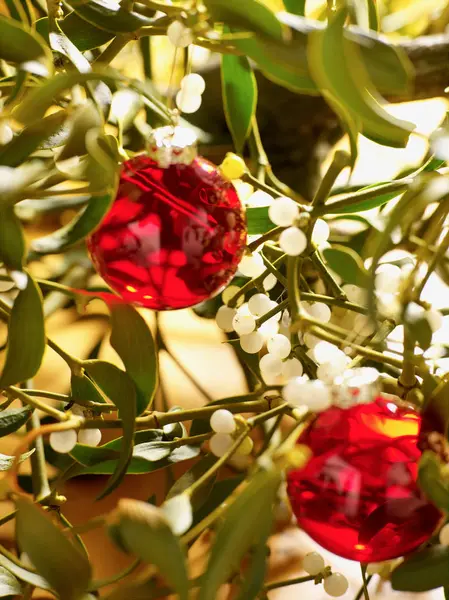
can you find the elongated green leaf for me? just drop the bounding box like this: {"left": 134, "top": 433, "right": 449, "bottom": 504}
{"left": 0, "top": 553, "right": 50, "bottom": 590}
{"left": 132, "top": 441, "right": 171, "bottom": 462}
{"left": 0, "top": 15, "right": 51, "bottom": 75}
{"left": 0, "top": 111, "right": 67, "bottom": 168}
{"left": 0, "top": 449, "right": 34, "bottom": 471}
{"left": 83, "top": 360, "right": 136, "bottom": 498}
{"left": 66, "top": 0, "right": 156, "bottom": 33}
{"left": 31, "top": 177, "right": 119, "bottom": 255}
{"left": 0, "top": 566, "right": 22, "bottom": 597}
{"left": 418, "top": 451, "right": 449, "bottom": 511}
{"left": 283, "top": 0, "right": 305, "bottom": 16}
{"left": 307, "top": 9, "right": 414, "bottom": 147}
{"left": 235, "top": 533, "right": 269, "bottom": 600}
{"left": 0, "top": 406, "right": 32, "bottom": 437}
{"left": 49, "top": 22, "right": 91, "bottom": 73}
{"left": 4, "top": 0, "right": 29, "bottom": 23}
{"left": 13, "top": 70, "right": 169, "bottom": 126}
{"left": 15, "top": 498, "right": 91, "bottom": 600}
{"left": 322, "top": 245, "right": 368, "bottom": 286}
{"left": 110, "top": 305, "right": 158, "bottom": 414}
{"left": 0, "top": 207, "right": 24, "bottom": 270}
{"left": 204, "top": 0, "right": 286, "bottom": 41}
{"left": 0, "top": 275, "right": 45, "bottom": 388}
{"left": 392, "top": 546, "right": 449, "bottom": 592}
{"left": 221, "top": 54, "right": 257, "bottom": 153}
{"left": 198, "top": 469, "right": 281, "bottom": 600}
{"left": 246, "top": 206, "right": 273, "bottom": 235}
{"left": 167, "top": 454, "right": 217, "bottom": 510}
{"left": 108, "top": 499, "right": 188, "bottom": 600}
{"left": 192, "top": 475, "right": 244, "bottom": 527}
{"left": 36, "top": 15, "right": 114, "bottom": 52}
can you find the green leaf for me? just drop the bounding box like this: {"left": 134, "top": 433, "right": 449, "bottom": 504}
{"left": 0, "top": 449, "right": 34, "bottom": 471}
{"left": 132, "top": 441, "right": 171, "bottom": 462}
{"left": 283, "top": 0, "right": 305, "bottom": 16}
{"left": 198, "top": 469, "right": 280, "bottom": 600}
{"left": 0, "top": 275, "right": 45, "bottom": 388}
{"left": 192, "top": 475, "right": 244, "bottom": 527}
{"left": 58, "top": 101, "right": 103, "bottom": 160}
{"left": 108, "top": 499, "right": 188, "bottom": 600}
{"left": 31, "top": 168, "right": 119, "bottom": 255}
{"left": 307, "top": 9, "right": 414, "bottom": 147}
{"left": 49, "top": 22, "right": 91, "bottom": 72}
{"left": 0, "top": 553, "right": 49, "bottom": 590}
{"left": 406, "top": 314, "right": 433, "bottom": 351}
{"left": 110, "top": 304, "right": 158, "bottom": 414}
{"left": 83, "top": 361, "right": 136, "bottom": 498}
{"left": 418, "top": 451, "right": 449, "bottom": 511}
{"left": 71, "top": 373, "right": 107, "bottom": 405}
{"left": 348, "top": 0, "right": 379, "bottom": 31}
{"left": 13, "top": 70, "right": 169, "bottom": 127}
{"left": 245, "top": 206, "right": 273, "bottom": 235}
{"left": 0, "top": 207, "right": 25, "bottom": 270}
{"left": 0, "top": 406, "right": 32, "bottom": 437}
{"left": 391, "top": 546, "right": 449, "bottom": 592}
{"left": 234, "top": 535, "right": 269, "bottom": 600}
{"left": 0, "top": 566, "right": 22, "bottom": 597}
{"left": 204, "top": 0, "right": 286, "bottom": 41}
{"left": 167, "top": 454, "right": 217, "bottom": 510}
{"left": 322, "top": 245, "right": 368, "bottom": 286}
{"left": 36, "top": 15, "right": 114, "bottom": 52}
{"left": 0, "top": 15, "right": 51, "bottom": 75}
{"left": 15, "top": 498, "right": 91, "bottom": 600}
{"left": 66, "top": 0, "right": 156, "bottom": 33}
{"left": 221, "top": 54, "right": 257, "bottom": 153}
{"left": 0, "top": 111, "right": 67, "bottom": 168}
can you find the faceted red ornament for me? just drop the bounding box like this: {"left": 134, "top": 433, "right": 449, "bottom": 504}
{"left": 287, "top": 397, "right": 441, "bottom": 562}
{"left": 87, "top": 155, "right": 246, "bottom": 310}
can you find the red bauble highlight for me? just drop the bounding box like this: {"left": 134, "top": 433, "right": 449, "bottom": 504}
{"left": 287, "top": 397, "right": 441, "bottom": 562}
{"left": 87, "top": 155, "right": 246, "bottom": 310}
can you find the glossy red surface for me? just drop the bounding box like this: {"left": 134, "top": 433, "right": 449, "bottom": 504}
{"left": 287, "top": 397, "right": 441, "bottom": 562}
{"left": 87, "top": 155, "right": 246, "bottom": 310}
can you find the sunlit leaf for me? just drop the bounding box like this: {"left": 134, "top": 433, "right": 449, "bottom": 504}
{"left": 16, "top": 498, "right": 91, "bottom": 600}
{"left": 0, "top": 566, "right": 22, "bottom": 597}
{"left": 0, "top": 15, "right": 51, "bottom": 75}
{"left": 36, "top": 15, "right": 114, "bottom": 52}
{"left": 322, "top": 245, "right": 368, "bottom": 286}
{"left": 66, "top": 0, "right": 156, "bottom": 33}
{"left": 49, "top": 23, "right": 91, "bottom": 72}
{"left": 0, "top": 275, "right": 45, "bottom": 388}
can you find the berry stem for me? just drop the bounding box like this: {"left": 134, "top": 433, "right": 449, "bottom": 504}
{"left": 263, "top": 575, "right": 315, "bottom": 591}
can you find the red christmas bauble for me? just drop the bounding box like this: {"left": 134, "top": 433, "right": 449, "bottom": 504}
{"left": 287, "top": 397, "right": 441, "bottom": 562}
{"left": 87, "top": 154, "right": 246, "bottom": 310}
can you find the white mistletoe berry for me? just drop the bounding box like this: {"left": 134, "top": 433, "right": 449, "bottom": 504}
{"left": 324, "top": 573, "right": 349, "bottom": 597}
{"left": 268, "top": 196, "right": 299, "bottom": 227}
{"left": 260, "top": 353, "right": 283, "bottom": 378}
{"left": 167, "top": 21, "right": 193, "bottom": 47}
{"left": 239, "top": 253, "right": 265, "bottom": 278}
{"left": 267, "top": 334, "right": 291, "bottom": 359}
{"left": 216, "top": 305, "right": 237, "bottom": 332}
{"left": 77, "top": 428, "right": 102, "bottom": 447}
{"left": 232, "top": 312, "right": 256, "bottom": 335}
{"left": 311, "top": 218, "right": 330, "bottom": 246}
{"left": 263, "top": 273, "right": 277, "bottom": 291}
{"left": 248, "top": 293, "right": 272, "bottom": 317}
{"left": 210, "top": 433, "right": 233, "bottom": 457}
{"left": 210, "top": 409, "right": 236, "bottom": 434}
{"left": 180, "top": 73, "right": 206, "bottom": 95}
{"left": 175, "top": 90, "right": 202, "bottom": 114}
{"left": 49, "top": 429, "right": 77, "bottom": 454}
{"left": 240, "top": 331, "right": 264, "bottom": 354}
{"left": 303, "top": 552, "right": 325, "bottom": 575}
{"left": 281, "top": 357, "right": 304, "bottom": 379}
{"left": 279, "top": 226, "right": 307, "bottom": 256}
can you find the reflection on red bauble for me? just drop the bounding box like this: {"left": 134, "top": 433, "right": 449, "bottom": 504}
{"left": 87, "top": 155, "right": 246, "bottom": 310}
{"left": 287, "top": 397, "right": 441, "bottom": 562}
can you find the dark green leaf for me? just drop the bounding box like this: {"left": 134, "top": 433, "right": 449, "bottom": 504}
{"left": 198, "top": 469, "right": 280, "bottom": 600}
{"left": 4, "top": 0, "right": 29, "bottom": 23}
{"left": 83, "top": 360, "right": 136, "bottom": 498}
{"left": 0, "top": 406, "right": 32, "bottom": 437}
{"left": 221, "top": 54, "right": 257, "bottom": 153}
{"left": 406, "top": 315, "right": 433, "bottom": 351}
{"left": 36, "top": 15, "right": 115, "bottom": 52}
{"left": 15, "top": 498, "right": 91, "bottom": 600}
{"left": 0, "top": 207, "right": 24, "bottom": 270}
{"left": 0, "top": 566, "right": 22, "bottom": 597}
{"left": 0, "top": 275, "right": 45, "bottom": 388}
{"left": 392, "top": 546, "right": 449, "bottom": 592}
{"left": 307, "top": 9, "right": 414, "bottom": 147}
{"left": 0, "top": 111, "right": 67, "bottom": 167}
{"left": 234, "top": 535, "right": 269, "bottom": 600}
{"left": 0, "top": 15, "right": 51, "bottom": 75}
{"left": 71, "top": 373, "right": 107, "bottom": 406}
{"left": 322, "top": 245, "right": 368, "bottom": 286}
{"left": 418, "top": 451, "right": 449, "bottom": 511}
{"left": 0, "top": 449, "right": 34, "bottom": 471}
{"left": 66, "top": 0, "right": 156, "bottom": 33}
{"left": 110, "top": 304, "right": 158, "bottom": 414}
{"left": 167, "top": 454, "right": 217, "bottom": 511}
{"left": 192, "top": 475, "right": 245, "bottom": 527}
{"left": 108, "top": 499, "right": 188, "bottom": 600}
{"left": 132, "top": 441, "right": 171, "bottom": 462}
{"left": 204, "top": 0, "right": 286, "bottom": 40}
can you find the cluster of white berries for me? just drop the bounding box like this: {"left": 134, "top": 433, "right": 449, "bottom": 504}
{"left": 167, "top": 20, "right": 194, "bottom": 48}
{"left": 303, "top": 552, "right": 348, "bottom": 597}
{"left": 209, "top": 409, "right": 253, "bottom": 458}
{"left": 49, "top": 405, "right": 102, "bottom": 454}
{"left": 175, "top": 73, "right": 206, "bottom": 115}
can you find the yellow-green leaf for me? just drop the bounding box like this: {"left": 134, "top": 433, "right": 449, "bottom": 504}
{"left": 66, "top": 0, "right": 156, "bottom": 33}
{"left": 322, "top": 245, "right": 369, "bottom": 286}
{"left": 0, "top": 275, "right": 45, "bottom": 388}
{"left": 15, "top": 498, "right": 91, "bottom": 600}
{"left": 0, "top": 15, "right": 52, "bottom": 76}
{"left": 0, "top": 207, "right": 24, "bottom": 270}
